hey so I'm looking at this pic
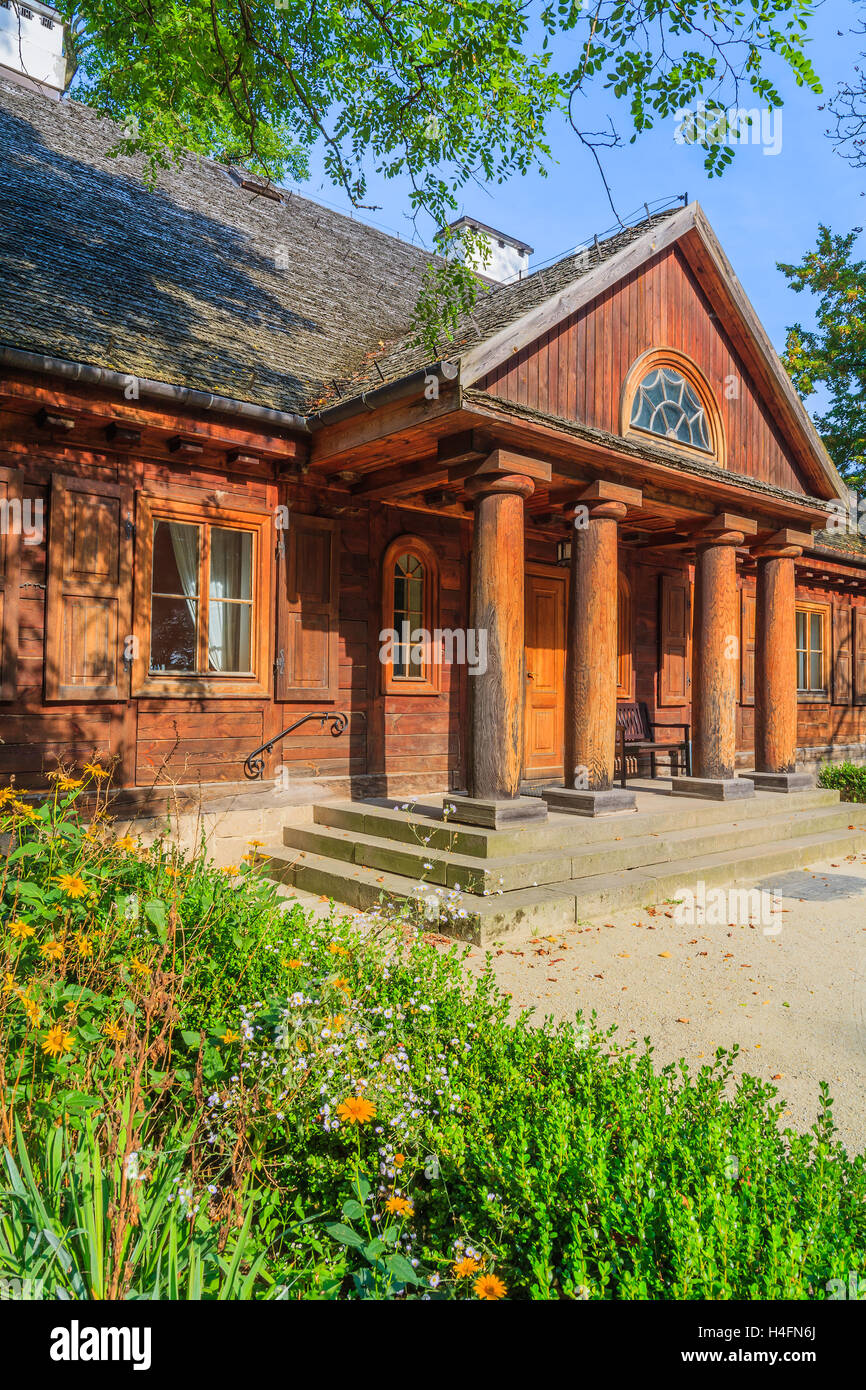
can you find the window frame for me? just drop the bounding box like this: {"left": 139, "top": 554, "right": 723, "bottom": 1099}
{"left": 380, "top": 534, "right": 441, "bottom": 697}
{"left": 132, "top": 492, "right": 272, "bottom": 697}
{"left": 620, "top": 348, "right": 726, "bottom": 467}
{"left": 795, "top": 600, "right": 829, "bottom": 700}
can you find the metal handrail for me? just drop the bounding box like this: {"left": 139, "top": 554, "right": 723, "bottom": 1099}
{"left": 243, "top": 711, "right": 349, "bottom": 780}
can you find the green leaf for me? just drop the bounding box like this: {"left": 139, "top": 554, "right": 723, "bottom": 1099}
{"left": 324, "top": 1222, "right": 366, "bottom": 1250}
{"left": 144, "top": 899, "right": 167, "bottom": 935}
{"left": 386, "top": 1253, "right": 422, "bottom": 1284}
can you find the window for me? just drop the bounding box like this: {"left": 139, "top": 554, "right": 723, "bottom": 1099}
{"left": 133, "top": 493, "right": 271, "bottom": 696}
{"left": 796, "top": 604, "right": 827, "bottom": 695}
{"left": 381, "top": 535, "right": 440, "bottom": 695}
{"left": 630, "top": 367, "right": 711, "bottom": 451}
{"left": 622, "top": 349, "right": 724, "bottom": 463}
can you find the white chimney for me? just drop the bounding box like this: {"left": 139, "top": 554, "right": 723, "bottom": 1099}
{"left": 0, "top": 1, "right": 66, "bottom": 99}
{"left": 448, "top": 216, "right": 534, "bottom": 285}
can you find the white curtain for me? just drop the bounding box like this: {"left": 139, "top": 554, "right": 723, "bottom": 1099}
{"left": 208, "top": 530, "right": 250, "bottom": 671}
{"left": 168, "top": 523, "right": 198, "bottom": 627}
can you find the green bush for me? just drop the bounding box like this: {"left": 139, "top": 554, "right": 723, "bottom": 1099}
{"left": 2, "top": 775, "right": 865, "bottom": 1300}
{"left": 818, "top": 761, "right": 866, "bottom": 802}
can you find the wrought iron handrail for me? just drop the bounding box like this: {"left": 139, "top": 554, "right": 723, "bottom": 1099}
{"left": 243, "top": 711, "right": 348, "bottom": 780}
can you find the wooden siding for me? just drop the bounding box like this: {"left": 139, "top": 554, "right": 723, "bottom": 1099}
{"left": 479, "top": 245, "right": 812, "bottom": 496}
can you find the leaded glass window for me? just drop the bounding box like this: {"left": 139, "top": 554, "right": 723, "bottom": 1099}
{"left": 392, "top": 551, "right": 425, "bottom": 678}
{"left": 629, "top": 367, "right": 712, "bottom": 452}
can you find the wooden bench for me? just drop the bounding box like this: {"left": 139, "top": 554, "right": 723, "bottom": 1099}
{"left": 616, "top": 700, "right": 691, "bottom": 786}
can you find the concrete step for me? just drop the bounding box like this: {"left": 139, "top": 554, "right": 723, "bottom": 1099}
{"left": 283, "top": 801, "right": 861, "bottom": 893}
{"left": 312, "top": 787, "right": 846, "bottom": 858}
{"left": 260, "top": 822, "right": 866, "bottom": 945}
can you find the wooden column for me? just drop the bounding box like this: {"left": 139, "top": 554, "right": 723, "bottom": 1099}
{"left": 465, "top": 471, "right": 534, "bottom": 801}
{"left": 544, "top": 480, "right": 641, "bottom": 816}
{"left": 565, "top": 497, "right": 627, "bottom": 790}
{"left": 674, "top": 513, "right": 757, "bottom": 799}
{"left": 447, "top": 448, "right": 551, "bottom": 828}
{"left": 752, "top": 529, "right": 812, "bottom": 791}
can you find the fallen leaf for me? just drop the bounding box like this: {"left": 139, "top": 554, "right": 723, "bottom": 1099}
{"left": 658, "top": 951, "right": 672, "bottom": 958}
{"left": 675, "top": 1017, "right": 690, "bottom": 1024}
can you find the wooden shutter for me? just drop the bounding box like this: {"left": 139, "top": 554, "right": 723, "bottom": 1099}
{"left": 658, "top": 572, "right": 690, "bottom": 707}
{"left": 854, "top": 607, "right": 866, "bottom": 706}
{"left": 740, "top": 588, "right": 756, "bottom": 706}
{"left": 0, "top": 467, "right": 23, "bottom": 701}
{"left": 277, "top": 515, "right": 340, "bottom": 700}
{"left": 833, "top": 603, "right": 853, "bottom": 706}
{"left": 45, "top": 475, "right": 133, "bottom": 701}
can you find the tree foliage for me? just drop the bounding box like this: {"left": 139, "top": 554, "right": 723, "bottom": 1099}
{"left": 779, "top": 226, "right": 866, "bottom": 488}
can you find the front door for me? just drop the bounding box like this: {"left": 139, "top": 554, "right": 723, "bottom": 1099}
{"left": 524, "top": 567, "right": 565, "bottom": 778}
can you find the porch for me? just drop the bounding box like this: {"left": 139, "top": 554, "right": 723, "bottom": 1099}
{"left": 260, "top": 780, "right": 866, "bottom": 943}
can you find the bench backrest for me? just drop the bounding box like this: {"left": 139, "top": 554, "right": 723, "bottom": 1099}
{"left": 616, "top": 700, "right": 651, "bottom": 741}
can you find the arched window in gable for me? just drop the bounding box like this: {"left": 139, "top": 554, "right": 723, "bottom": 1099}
{"left": 381, "top": 535, "right": 441, "bottom": 695}
{"left": 622, "top": 349, "right": 725, "bottom": 465}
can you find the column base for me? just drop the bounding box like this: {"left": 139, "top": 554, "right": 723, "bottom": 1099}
{"left": 447, "top": 794, "right": 548, "bottom": 829}
{"left": 541, "top": 786, "right": 637, "bottom": 817}
{"left": 671, "top": 775, "right": 755, "bottom": 801}
{"left": 741, "top": 771, "right": 814, "bottom": 793}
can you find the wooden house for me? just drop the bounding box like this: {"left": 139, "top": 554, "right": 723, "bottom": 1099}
{"left": 3, "top": 76, "right": 866, "bottom": 903}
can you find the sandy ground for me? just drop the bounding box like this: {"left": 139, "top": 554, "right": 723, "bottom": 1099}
{"left": 282, "top": 851, "right": 866, "bottom": 1155}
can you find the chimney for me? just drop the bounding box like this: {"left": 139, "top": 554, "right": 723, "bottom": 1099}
{"left": 0, "top": 1, "right": 66, "bottom": 99}
{"left": 448, "top": 216, "right": 534, "bottom": 285}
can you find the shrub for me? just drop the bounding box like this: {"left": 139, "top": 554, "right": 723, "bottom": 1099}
{"left": 817, "top": 761, "right": 866, "bottom": 802}
{"left": 2, "top": 775, "right": 865, "bottom": 1300}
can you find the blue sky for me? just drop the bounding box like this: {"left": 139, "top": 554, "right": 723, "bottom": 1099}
{"left": 295, "top": 0, "right": 864, "bottom": 365}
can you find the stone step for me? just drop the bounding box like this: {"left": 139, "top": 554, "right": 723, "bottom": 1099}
{"left": 312, "top": 787, "right": 844, "bottom": 858}
{"left": 283, "top": 801, "right": 861, "bottom": 894}
{"left": 260, "top": 822, "right": 866, "bottom": 945}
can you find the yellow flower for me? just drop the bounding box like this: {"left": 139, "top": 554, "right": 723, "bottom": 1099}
{"left": 48, "top": 772, "right": 83, "bottom": 790}
{"left": 3, "top": 972, "right": 19, "bottom": 995}
{"left": 83, "top": 762, "right": 108, "bottom": 778}
{"left": 130, "top": 956, "right": 150, "bottom": 978}
{"left": 287, "top": 958, "right": 303, "bottom": 970}
{"left": 9, "top": 920, "right": 35, "bottom": 941}
{"left": 474, "top": 1273, "right": 507, "bottom": 1300}
{"left": 164, "top": 864, "right": 179, "bottom": 879}
{"left": 220, "top": 1029, "right": 240, "bottom": 1044}
{"left": 103, "top": 1020, "right": 125, "bottom": 1043}
{"left": 22, "top": 997, "right": 41, "bottom": 1027}
{"left": 115, "top": 835, "right": 137, "bottom": 853}
{"left": 220, "top": 865, "right": 240, "bottom": 876}
{"left": 326, "top": 1014, "right": 345, "bottom": 1033}
{"left": 328, "top": 942, "right": 349, "bottom": 957}
{"left": 76, "top": 936, "right": 93, "bottom": 958}
{"left": 42, "top": 1024, "right": 74, "bottom": 1058}
{"left": 39, "top": 939, "right": 63, "bottom": 961}
{"left": 332, "top": 976, "right": 351, "bottom": 996}
{"left": 453, "top": 1256, "right": 482, "bottom": 1279}
{"left": 384, "top": 1196, "right": 414, "bottom": 1217}
{"left": 247, "top": 839, "right": 264, "bottom": 848}
{"left": 56, "top": 873, "right": 88, "bottom": 899}
{"left": 336, "top": 1096, "right": 376, "bottom": 1126}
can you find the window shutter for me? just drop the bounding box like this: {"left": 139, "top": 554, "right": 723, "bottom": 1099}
{"left": 45, "top": 475, "right": 133, "bottom": 701}
{"left": 854, "top": 607, "right": 866, "bottom": 706}
{"left": 0, "top": 467, "right": 23, "bottom": 701}
{"left": 740, "top": 589, "right": 756, "bottom": 706}
{"left": 658, "top": 572, "right": 690, "bottom": 707}
{"left": 277, "top": 515, "right": 340, "bottom": 700}
{"left": 833, "top": 603, "right": 853, "bottom": 705}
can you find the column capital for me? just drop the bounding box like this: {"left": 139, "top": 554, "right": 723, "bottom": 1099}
{"left": 752, "top": 528, "right": 811, "bottom": 561}
{"left": 464, "top": 472, "right": 535, "bottom": 501}
{"left": 566, "top": 498, "right": 628, "bottom": 522}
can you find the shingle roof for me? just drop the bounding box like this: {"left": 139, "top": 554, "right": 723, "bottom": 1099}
{"left": 0, "top": 79, "right": 435, "bottom": 415}
{"left": 341, "top": 207, "right": 685, "bottom": 397}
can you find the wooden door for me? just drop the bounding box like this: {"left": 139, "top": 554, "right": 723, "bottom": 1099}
{"left": 524, "top": 569, "right": 565, "bottom": 777}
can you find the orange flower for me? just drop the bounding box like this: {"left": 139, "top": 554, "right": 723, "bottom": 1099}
{"left": 39, "top": 939, "right": 63, "bottom": 961}
{"left": 220, "top": 1029, "right": 240, "bottom": 1044}
{"left": 453, "top": 1256, "right": 482, "bottom": 1279}
{"left": 287, "top": 958, "right": 303, "bottom": 970}
{"left": 326, "top": 1014, "right": 345, "bottom": 1032}
{"left": 332, "top": 976, "right": 351, "bottom": 995}
{"left": 56, "top": 873, "right": 87, "bottom": 899}
{"left": 394, "top": 1153, "right": 406, "bottom": 1168}
{"left": 384, "top": 1196, "right": 413, "bottom": 1217}
{"left": 8, "top": 920, "right": 34, "bottom": 941}
{"left": 474, "top": 1273, "right": 507, "bottom": 1300}
{"left": 336, "top": 1095, "right": 376, "bottom": 1125}
{"left": 42, "top": 1024, "right": 74, "bottom": 1058}
{"left": 328, "top": 942, "right": 348, "bottom": 957}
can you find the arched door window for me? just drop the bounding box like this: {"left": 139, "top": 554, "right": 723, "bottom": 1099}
{"left": 381, "top": 535, "right": 440, "bottom": 695}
